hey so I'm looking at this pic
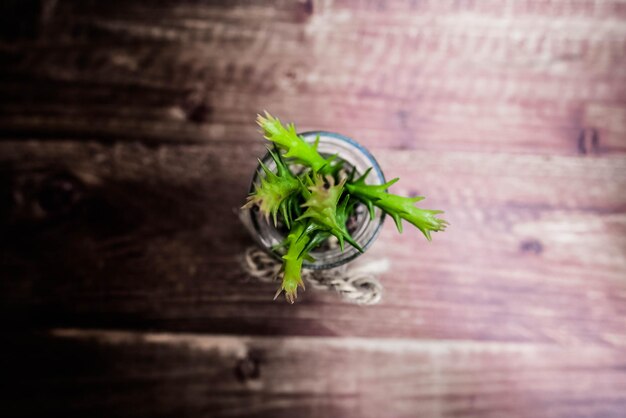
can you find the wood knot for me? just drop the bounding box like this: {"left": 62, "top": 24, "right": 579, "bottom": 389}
{"left": 235, "top": 352, "right": 261, "bottom": 382}
{"left": 520, "top": 239, "right": 543, "bottom": 255}
{"left": 181, "top": 92, "right": 213, "bottom": 124}
{"left": 295, "top": 0, "right": 314, "bottom": 22}
{"left": 38, "top": 172, "right": 83, "bottom": 215}
{"left": 577, "top": 128, "right": 599, "bottom": 155}
{"left": 408, "top": 189, "right": 421, "bottom": 198}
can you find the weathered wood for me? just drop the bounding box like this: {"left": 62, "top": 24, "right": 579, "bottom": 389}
{"left": 2, "top": 329, "right": 625, "bottom": 418}
{"left": 1, "top": 0, "right": 625, "bottom": 154}
{"left": 1, "top": 140, "right": 625, "bottom": 345}
{"left": 1, "top": 1, "right": 626, "bottom": 417}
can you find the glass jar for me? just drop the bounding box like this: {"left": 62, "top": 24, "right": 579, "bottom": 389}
{"left": 242, "top": 131, "right": 386, "bottom": 269}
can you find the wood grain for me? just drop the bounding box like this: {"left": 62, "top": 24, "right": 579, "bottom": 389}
{"left": 1, "top": 140, "right": 625, "bottom": 344}
{"left": 2, "top": 329, "right": 625, "bottom": 418}
{"left": 1, "top": 0, "right": 625, "bottom": 153}
{"left": 1, "top": 0, "right": 625, "bottom": 417}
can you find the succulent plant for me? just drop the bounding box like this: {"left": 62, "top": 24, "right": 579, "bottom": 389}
{"left": 244, "top": 112, "right": 448, "bottom": 303}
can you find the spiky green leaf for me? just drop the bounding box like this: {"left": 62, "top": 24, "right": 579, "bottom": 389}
{"left": 257, "top": 112, "right": 335, "bottom": 174}
{"left": 346, "top": 174, "right": 448, "bottom": 241}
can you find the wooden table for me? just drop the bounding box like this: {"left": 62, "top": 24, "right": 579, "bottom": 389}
{"left": 1, "top": 1, "right": 625, "bottom": 417}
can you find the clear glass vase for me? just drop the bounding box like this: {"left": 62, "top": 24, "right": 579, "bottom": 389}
{"left": 242, "top": 131, "right": 386, "bottom": 269}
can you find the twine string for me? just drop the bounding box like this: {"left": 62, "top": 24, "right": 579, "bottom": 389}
{"left": 242, "top": 246, "right": 383, "bottom": 305}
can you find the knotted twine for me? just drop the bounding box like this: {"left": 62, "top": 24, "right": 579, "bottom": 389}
{"left": 241, "top": 246, "right": 386, "bottom": 305}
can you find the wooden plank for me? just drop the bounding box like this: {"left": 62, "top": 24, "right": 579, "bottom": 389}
{"left": 2, "top": 329, "right": 625, "bottom": 418}
{"left": 1, "top": 0, "right": 624, "bottom": 154}
{"left": 1, "top": 141, "right": 625, "bottom": 344}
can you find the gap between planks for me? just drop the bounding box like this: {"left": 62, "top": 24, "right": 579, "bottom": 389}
{"left": 48, "top": 327, "right": 593, "bottom": 354}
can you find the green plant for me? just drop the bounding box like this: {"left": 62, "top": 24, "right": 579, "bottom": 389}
{"left": 244, "top": 112, "right": 448, "bottom": 303}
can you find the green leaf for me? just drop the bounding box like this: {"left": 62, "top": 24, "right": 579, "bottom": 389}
{"left": 257, "top": 112, "right": 335, "bottom": 174}
{"left": 242, "top": 147, "right": 301, "bottom": 227}
{"left": 346, "top": 173, "right": 448, "bottom": 241}
{"left": 275, "top": 222, "right": 311, "bottom": 303}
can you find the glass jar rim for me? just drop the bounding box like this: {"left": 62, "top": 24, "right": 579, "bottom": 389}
{"left": 245, "top": 131, "right": 386, "bottom": 269}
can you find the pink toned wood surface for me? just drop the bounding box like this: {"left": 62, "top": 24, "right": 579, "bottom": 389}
{"left": 0, "top": 1, "right": 625, "bottom": 417}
